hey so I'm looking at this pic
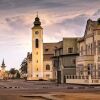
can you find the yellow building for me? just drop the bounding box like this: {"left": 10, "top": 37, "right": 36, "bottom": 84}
{"left": 27, "top": 16, "right": 57, "bottom": 80}
{"left": 76, "top": 18, "right": 100, "bottom": 78}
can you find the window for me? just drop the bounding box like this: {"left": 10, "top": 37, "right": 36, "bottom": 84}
{"left": 36, "top": 75, "right": 38, "bottom": 77}
{"left": 46, "top": 64, "right": 50, "bottom": 70}
{"left": 73, "top": 59, "right": 76, "bottom": 64}
{"left": 86, "top": 45, "right": 87, "bottom": 55}
{"left": 77, "top": 64, "right": 83, "bottom": 75}
{"left": 36, "top": 52, "right": 38, "bottom": 55}
{"left": 98, "top": 40, "right": 100, "bottom": 46}
{"left": 35, "top": 31, "right": 39, "bottom": 35}
{"left": 87, "top": 64, "right": 93, "bottom": 75}
{"left": 93, "top": 42, "right": 96, "bottom": 54}
{"left": 98, "top": 64, "right": 100, "bottom": 78}
{"left": 91, "top": 43, "right": 93, "bottom": 55}
{"left": 98, "top": 47, "right": 100, "bottom": 55}
{"left": 54, "top": 60, "right": 59, "bottom": 67}
{"left": 98, "top": 57, "right": 100, "bottom": 62}
{"left": 45, "top": 49, "right": 49, "bottom": 52}
{"left": 81, "top": 46, "right": 83, "bottom": 55}
{"left": 68, "top": 48, "right": 73, "bottom": 53}
{"left": 88, "top": 44, "right": 91, "bottom": 55}
{"left": 88, "top": 65, "right": 90, "bottom": 75}
{"left": 35, "top": 39, "right": 39, "bottom": 48}
{"left": 98, "top": 40, "right": 100, "bottom": 55}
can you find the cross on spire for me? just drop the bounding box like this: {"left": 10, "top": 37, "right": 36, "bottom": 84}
{"left": 33, "top": 11, "right": 41, "bottom": 26}
{"left": 37, "top": 11, "right": 38, "bottom": 17}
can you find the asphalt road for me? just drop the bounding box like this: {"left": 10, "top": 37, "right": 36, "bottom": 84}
{"left": 0, "top": 80, "right": 100, "bottom": 100}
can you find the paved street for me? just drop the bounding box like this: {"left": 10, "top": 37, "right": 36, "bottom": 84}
{"left": 0, "top": 80, "right": 100, "bottom": 100}
{"left": 0, "top": 79, "right": 100, "bottom": 91}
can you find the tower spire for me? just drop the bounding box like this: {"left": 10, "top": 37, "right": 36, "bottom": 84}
{"left": 33, "top": 12, "right": 41, "bottom": 27}
{"left": 1, "top": 59, "right": 6, "bottom": 69}
{"left": 2, "top": 59, "right": 5, "bottom": 65}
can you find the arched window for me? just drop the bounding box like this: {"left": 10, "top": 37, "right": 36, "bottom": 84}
{"left": 35, "top": 39, "right": 39, "bottom": 48}
{"left": 46, "top": 64, "right": 50, "bottom": 70}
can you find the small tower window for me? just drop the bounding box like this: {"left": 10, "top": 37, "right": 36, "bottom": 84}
{"left": 35, "top": 31, "right": 39, "bottom": 35}
{"left": 35, "top": 39, "right": 39, "bottom": 48}
{"left": 36, "top": 52, "right": 38, "bottom": 55}
{"left": 36, "top": 75, "right": 38, "bottom": 77}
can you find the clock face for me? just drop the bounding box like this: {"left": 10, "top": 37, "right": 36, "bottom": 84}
{"left": 35, "top": 31, "right": 39, "bottom": 35}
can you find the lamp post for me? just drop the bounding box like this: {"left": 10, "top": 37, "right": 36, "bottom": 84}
{"left": 57, "top": 52, "right": 61, "bottom": 85}
{"left": 55, "top": 46, "right": 61, "bottom": 85}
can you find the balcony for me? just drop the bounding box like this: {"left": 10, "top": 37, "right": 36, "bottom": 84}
{"left": 76, "top": 55, "right": 94, "bottom": 62}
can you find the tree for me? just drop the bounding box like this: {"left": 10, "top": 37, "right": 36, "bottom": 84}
{"left": 9, "top": 68, "right": 16, "bottom": 78}
{"left": 16, "top": 70, "right": 20, "bottom": 79}
{"left": 20, "top": 58, "right": 27, "bottom": 74}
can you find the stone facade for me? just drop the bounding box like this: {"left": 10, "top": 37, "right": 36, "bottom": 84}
{"left": 76, "top": 18, "right": 100, "bottom": 78}
{"left": 53, "top": 38, "right": 79, "bottom": 83}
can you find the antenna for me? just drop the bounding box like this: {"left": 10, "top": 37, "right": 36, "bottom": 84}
{"left": 37, "top": 11, "right": 38, "bottom": 17}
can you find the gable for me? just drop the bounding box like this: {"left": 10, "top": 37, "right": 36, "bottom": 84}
{"left": 83, "top": 19, "right": 97, "bottom": 39}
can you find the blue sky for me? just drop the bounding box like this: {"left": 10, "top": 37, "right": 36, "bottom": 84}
{"left": 0, "top": 0, "right": 100, "bottom": 70}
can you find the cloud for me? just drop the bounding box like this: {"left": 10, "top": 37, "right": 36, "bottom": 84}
{"left": 0, "top": 9, "right": 99, "bottom": 44}
{"left": 43, "top": 14, "right": 89, "bottom": 42}
{"left": 0, "top": 15, "right": 32, "bottom": 49}
{"left": 92, "top": 9, "right": 100, "bottom": 20}
{"left": 0, "top": 0, "right": 100, "bottom": 17}
{"left": 0, "top": 0, "right": 100, "bottom": 70}
{"left": 94, "top": 9, "right": 100, "bottom": 16}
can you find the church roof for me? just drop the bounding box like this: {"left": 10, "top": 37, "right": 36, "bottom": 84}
{"left": 34, "top": 16, "right": 41, "bottom": 26}
{"left": 32, "top": 15, "right": 43, "bottom": 29}
{"left": 43, "top": 43, "right": 59, "bottom": 55}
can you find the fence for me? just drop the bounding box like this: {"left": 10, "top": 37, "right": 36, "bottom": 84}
{"left": 66, "top": 75, "right": 100, "bottom": 84}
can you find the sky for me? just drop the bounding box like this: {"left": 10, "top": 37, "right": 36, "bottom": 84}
{"left": 0, "top": 0, "right": 100, "bottom": 70}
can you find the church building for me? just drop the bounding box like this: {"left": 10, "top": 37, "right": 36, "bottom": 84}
{"left": 0, "top": 59, "right": 6, "bottom": 79}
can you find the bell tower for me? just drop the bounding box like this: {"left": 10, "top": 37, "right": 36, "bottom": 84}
{"left": 32, "top": 15, "right": 43, "bottom": 80}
